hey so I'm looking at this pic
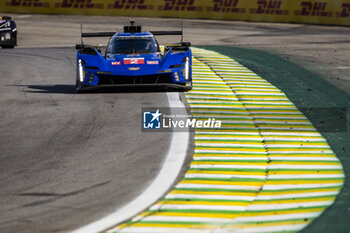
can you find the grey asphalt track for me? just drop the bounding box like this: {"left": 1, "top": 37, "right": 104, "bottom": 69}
{"left": 0, "top": 14, "right": 350, "bottom": 233}
{"left": 0, "top": 47, "right": 172, "bottom": 233}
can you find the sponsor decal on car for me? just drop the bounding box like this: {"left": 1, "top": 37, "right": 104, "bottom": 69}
{"left": 0, "top": 28, "right": 11, "bottom": 31}
{"left": 128, "top": 67, "right": 141, "bottom": 71}
{"left": 111, "top": 61, "right": 121, "bottom": 65}
{"left": 124, "top": 58, "right": 144, "bottom": 64}
{"left": 147, "top": 60, "right": 159, "bottom": 65}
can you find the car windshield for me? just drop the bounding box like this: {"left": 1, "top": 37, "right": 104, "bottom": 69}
{"left": 109, "top": 37, "right": 158, "bottom": 54}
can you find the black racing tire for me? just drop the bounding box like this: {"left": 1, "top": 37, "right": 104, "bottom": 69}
{"left": 186, "top": 82, "right": 193, "bottom": 91}
{"left": 75, "top": 80, "right": 83, "bottom": 93}
{"left": 1, "top": 45, "right": 15, "bottom": 49}
{"left": 181, "top": 82, "right": 192, "bottom": 91}
{"left": 14, "top": 33, "right": 17, "bottom": 46}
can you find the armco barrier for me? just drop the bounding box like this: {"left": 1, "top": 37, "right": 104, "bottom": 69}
{"left": 1, "top": 1, "right": 348, "bottom": 29}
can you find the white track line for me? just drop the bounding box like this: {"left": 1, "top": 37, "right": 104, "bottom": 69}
{"left": 71, "top": 92, "right": 189, "bottom": 233}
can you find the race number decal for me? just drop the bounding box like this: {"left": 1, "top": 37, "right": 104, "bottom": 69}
{"left": 124, "top": 58, "right": 145, "bottom": 64}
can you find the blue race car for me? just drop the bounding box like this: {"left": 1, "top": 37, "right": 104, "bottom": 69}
{"left": 75, "top": 20, "right": 192, "bottom": 92}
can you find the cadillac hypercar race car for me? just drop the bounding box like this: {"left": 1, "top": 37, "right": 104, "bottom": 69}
{"left": 0, "top": 16, "right": 17, "bottom": 49}
{"left": 75, "top": 21, "right": 192, "bottom": 92}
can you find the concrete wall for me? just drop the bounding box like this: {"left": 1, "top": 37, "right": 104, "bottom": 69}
{"left": 1, "top": 0, "right": 350, "bottom": 26}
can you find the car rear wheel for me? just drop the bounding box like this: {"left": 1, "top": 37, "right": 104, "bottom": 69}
{"left": 75, "top": 80, "right": 83, "bottom": 93}
{"left": 1, "top": 45, "right": 15, "bottom": 49}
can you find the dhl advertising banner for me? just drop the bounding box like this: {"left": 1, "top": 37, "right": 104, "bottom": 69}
{"left": 0, "top": 0, "right": 349, "bottom": 26}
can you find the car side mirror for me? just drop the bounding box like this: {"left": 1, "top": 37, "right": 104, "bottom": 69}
{"left": 181, "top": 42, "right": 191, "bottom": 48}
{"left": 75, "top": 44, "right": 85, "bottom": 50}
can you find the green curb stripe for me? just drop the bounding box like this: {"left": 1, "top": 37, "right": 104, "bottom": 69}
{"left": 144, "top": 206, "right": 328, "bottom": 214}
{"left": 193, "top": 117, "right": 257, "bottom": 121}
{"left": 194, "top": 128, "right": 319, "bottom": 132}
{"left": 129, "top": 221, "right": 222, "bottom": 225}
{"left": 173, "top": 188, "right": 259, "bottom": 193}
{"left": 163, "top": 198, "right": 252, "bottom": 203}
{"left": 189, "top": 168, "right": 267, "bottom": 172}
{"left": 183, "top": 177, "right": 267, "bottom": 182}
{"left": 195, "top": 139, "right": 266, "bottom": 142}
{"left": 195, "top": 139, "right": 325, "bottom": 143}
{"left": 147, "top": 209, "right": 243, "bottom": 214}
{"left": 196, "top": 146, "right": 263, "bottom": 151}
{"left": 134, "top": 217, "right": 317, "bottom": 225}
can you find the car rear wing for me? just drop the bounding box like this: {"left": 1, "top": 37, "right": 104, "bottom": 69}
{"left": 77, "top": 20, "right": 186, "bottom": 48}
{"left": 150, "top": 31, "right": 182, "bottom": 36}
{"left": 150, "top": 30, "right": 184, "bottom": 44}
{"left": 165, "top": 42, "right": 191, "bottom": 48}
{"left": 81, "top": 32, "right": 115, "bottom": 38}
{"left": 163, "top": 42, "right": 191, "bottom": 54}
{"left": 80, "top": 31, "right": 182, "bottom": 37}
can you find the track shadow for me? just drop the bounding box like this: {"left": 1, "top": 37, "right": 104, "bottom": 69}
{"left": 8, "top": 84, "right": 184, "bottom": 94}
{"left": 28, "top": 84, "right": 76, "bottom": 94}
{"left": 78, "top": 85, "right": 184, "bottom": 93}
{"left": 7, "top": 84, "right": 76, "bottom": 94}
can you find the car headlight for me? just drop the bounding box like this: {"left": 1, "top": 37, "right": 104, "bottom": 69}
{"left": 78, "top": 59, "right": 84, "bottom": 82}
{"left": 174, "top": 72, "right": 180, "bottom": 81}
{"left": 181, "top": 57, "right": 190, "bottom": 80}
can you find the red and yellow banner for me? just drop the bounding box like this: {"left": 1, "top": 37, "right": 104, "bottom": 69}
{"left": 1, "top": 0, "right": 349, "bottom": 26}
